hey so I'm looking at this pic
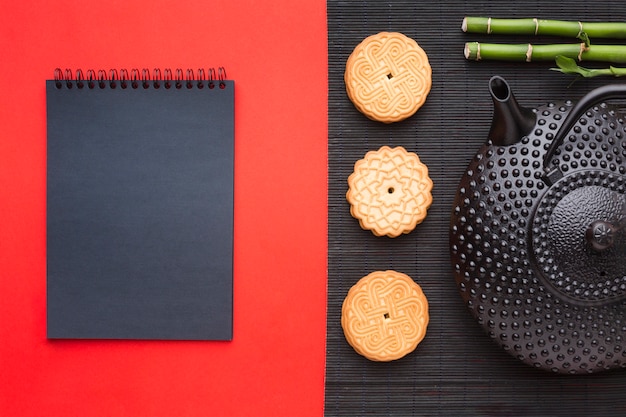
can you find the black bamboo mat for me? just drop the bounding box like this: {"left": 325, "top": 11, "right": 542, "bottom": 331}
{"left": 326, "top": 1, "right": 626, "bottom": 416}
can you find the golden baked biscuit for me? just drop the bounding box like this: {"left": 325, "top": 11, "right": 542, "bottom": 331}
{"left": 346, "top": 146, "right": 433, "bottom": 238}
{"left": 344, "top": 32, "right": 432, "bottom": 123}
{"left": 342, "top": 270, "right": 429, "bottom": 361}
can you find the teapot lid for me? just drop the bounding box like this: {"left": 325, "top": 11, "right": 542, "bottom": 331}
{"left": 532, "top": 170, "right": 626, "bottom": 305}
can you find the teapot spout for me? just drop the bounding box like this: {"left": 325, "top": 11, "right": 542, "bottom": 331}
{"left": 487, "top": 76, "right": 536, "bottom": 146}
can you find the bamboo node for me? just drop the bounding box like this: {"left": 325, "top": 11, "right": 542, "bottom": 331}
{"left": 578, "top": 42, "right": 587, "bottom": 61}
{"left": 526, "top": 44, "right": 533, "bottom": 62}
{"left": 487, "top": 17, "right": 492, "bottom": 34}
{"left": 533, "top": 18, "right": 539, "bottom": 35}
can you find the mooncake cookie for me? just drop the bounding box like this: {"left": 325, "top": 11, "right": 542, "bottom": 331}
{"left": 344, "top": 32, "right": 432, "bottom": 123}
{"left": 346, "top": 146, "right": 433, "bottom": 238}
{"left": 341, "top": 270, "right": 429, "bottom": 361}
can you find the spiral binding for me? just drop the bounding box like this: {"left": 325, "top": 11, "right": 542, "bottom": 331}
{"left": 53, "top": 67, "right": 228, "bottom": 90}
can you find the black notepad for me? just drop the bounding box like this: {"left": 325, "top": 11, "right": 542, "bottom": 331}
{"left": 46, "top": 68, "right": 234, "bottom": 340}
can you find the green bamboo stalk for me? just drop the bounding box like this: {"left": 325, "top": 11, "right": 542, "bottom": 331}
{"left": 464, "top": 42, "right": 626, "bottom": 63}
{"left": 462, "top": 17, "right": 626, "bottom": 39}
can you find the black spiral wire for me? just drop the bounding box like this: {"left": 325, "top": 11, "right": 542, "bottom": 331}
{"left": 53, "top": 67, "right": 229, "bottom": 90}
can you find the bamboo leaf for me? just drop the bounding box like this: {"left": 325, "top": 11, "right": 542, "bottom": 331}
{"left": 551, "top": 55, "right": 624, "bottom": 78}
{"left": 551, "top": 55, "right": 593, "bottom": 77}
{"left": 610, "top": 66, "right": 626, "bottom": 77}
{"left": 578, "top": 31, "right": 591, "bottom": 47}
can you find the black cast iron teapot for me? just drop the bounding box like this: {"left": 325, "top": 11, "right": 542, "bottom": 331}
{"left": 450, "top": 76, "right": 626, "bottom": 374}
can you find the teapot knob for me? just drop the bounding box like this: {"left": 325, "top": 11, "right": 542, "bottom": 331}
{"left": 586, "top": 220, "right": 616, "bottom": 251}
{"left": 586, "top": 217, "right": 626, "bottom": 252}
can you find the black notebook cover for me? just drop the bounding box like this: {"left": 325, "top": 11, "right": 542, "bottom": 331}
{"left": 46, "top": 69, "right": 234, "bottom": 340}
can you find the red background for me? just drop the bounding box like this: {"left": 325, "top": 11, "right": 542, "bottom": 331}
{"left": 0, "top": 1, "right": 328, "bottom": 416}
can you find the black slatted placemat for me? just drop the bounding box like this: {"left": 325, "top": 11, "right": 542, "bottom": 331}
{"left": 326, "top": 1, "right": 626, "bottom": 416}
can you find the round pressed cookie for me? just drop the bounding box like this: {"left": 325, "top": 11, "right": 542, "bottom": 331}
{"left": 341, "top": 270, "right": 429, "bottom": 361}
{"left": 346, "top": 146, "right": 433, "bottom": 238}
{"left": 344, "top": 32, "right": 432, "bottom": 123}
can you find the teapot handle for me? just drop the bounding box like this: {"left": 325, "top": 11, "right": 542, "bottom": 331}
{"left": 542, "top": 83, "right": 626, "bottom": 185}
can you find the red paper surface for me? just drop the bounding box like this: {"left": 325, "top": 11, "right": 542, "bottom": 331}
{"left": 0, "top": 1, "right": 328, "bottom": 416}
